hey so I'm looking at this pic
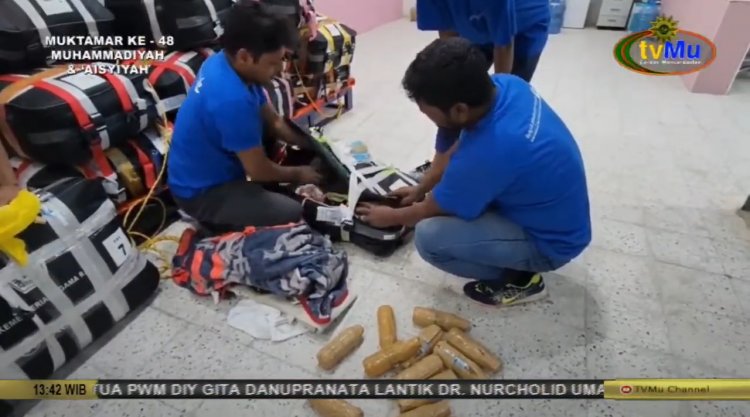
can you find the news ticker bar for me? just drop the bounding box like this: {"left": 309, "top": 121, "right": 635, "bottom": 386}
{"left": 3, "top": 379, "right": 750, "bottom": 401}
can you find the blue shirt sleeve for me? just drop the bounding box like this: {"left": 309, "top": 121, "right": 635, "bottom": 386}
{"left": 432, "top": 141, "right": 515, "bottom": 220}
{"left": 417, "top": 0, "right": 454, "bottom": 31}
{"left": 487, "top": 0, "right": 517, "bottom": 47}
{"left": 211, "top": 93, "right": 264, "bottom": 153}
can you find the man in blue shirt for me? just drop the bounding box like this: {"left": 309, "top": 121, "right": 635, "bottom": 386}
{"left": 168, "top": 1, "right": 321, "bottom": 232}
{"left": 357, "top": 38, "right": 591, "bottom": 307}
{"left": 414, "top": 0, "right": 551, "bottom": 198}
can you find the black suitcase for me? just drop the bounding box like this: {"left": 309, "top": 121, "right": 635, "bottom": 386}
{"left": 102, "top": 0, "right": 232, "bottom": 51}
{"left": 0, "top": 66, "right": 157, "bottom": 198}
{"left": 9, "top": 156, "right": 85, "bottom": 190}
{"left": 143, "top": 48, "right": 215, "bottom": 117}
{"left": 0, "top": 0, "right": 115, "bottom": 72}
{"left": 273, "top": 124, "right": 418, "bottom": 257}
{"left": 0, "top": 178, "right": 159, "bottom": 383}
{"left": 298, "top": 15, "right": 356, "bottom": 76}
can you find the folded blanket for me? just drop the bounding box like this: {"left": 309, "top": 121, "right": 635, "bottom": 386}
{"left": 172, "top": 222, "right": 349, "bottom": 324}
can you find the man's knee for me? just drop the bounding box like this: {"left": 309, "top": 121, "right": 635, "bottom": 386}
{"left": 414, "top": 217, "right": 448, "bottom": 260}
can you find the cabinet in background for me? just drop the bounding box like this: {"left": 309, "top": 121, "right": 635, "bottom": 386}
{"left": 596, "top": 0, "right": 634, "bottom": 28}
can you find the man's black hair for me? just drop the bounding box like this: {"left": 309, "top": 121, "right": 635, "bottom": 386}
{"left": 402, "top": 37, "right": 495, "bottom": 112}
{"left": 221, "top": 0, "right": 297, "bottom": 58}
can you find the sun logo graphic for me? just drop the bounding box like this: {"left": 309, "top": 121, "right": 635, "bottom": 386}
{"left": 613, "top": 15, "right": 716, "bottom": 75}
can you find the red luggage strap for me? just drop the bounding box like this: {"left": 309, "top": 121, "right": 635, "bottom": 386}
{"left": 29, "top": 77, "right": 115, "bottom": 179}
{"left": 149, "top": 51, "right": 198, "bottom": 92}
{"left": 101, "top": 72, "right": 149, "bottom": 131}
{"left": 128, "top": 140, "right": 157, "bottom": 189}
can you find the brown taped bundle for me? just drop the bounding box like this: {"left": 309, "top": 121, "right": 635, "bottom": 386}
{"left": 397, "top": 369, "right": 458, "bottom": 412}
{"left": 309, "top": 399, "right": 364, "bottom": 417}
{"left": 433, "top": 341, "right": 487, "bottom": 379}
{"left": 412, "top": 307, "right": 471, "bottom": 332}
{"left": 395, "top": 354, "right": 443, "bottom": 380}
{"left": 398, "top": 400, "right": 452, "bottom": 417}
{"left": 362, "top": 337, "right": 421, "bottom": 378}
{"left": 399, "top": 325, "right": 443, "bottom": 369}
{"left": 445, "top": 328, "right": 502, "bottom": 373}
{"left": 317, "top": 325, "right": 364, "bottom": 371}
{"left": 377, "top": 305, "right": 397, "bottom": 349}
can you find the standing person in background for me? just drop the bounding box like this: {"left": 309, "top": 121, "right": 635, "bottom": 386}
{"left": 412, "top": 0, "right": 552, "bottom": 187}
{"left": 416, "top": 0, "right": 551, "bottom": 80}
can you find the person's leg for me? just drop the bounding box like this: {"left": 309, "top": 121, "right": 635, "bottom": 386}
{"left": 175, "top": 180, "right": 303, "bottom": 232}
{"left": 414, "top": 212, "right": 566, "bottom": 306}
{"left": 512, "top": 24, "right": 549, "bottom": 82}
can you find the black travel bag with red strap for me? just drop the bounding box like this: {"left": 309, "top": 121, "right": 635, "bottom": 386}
{"left": 0, "top": 65, "right": 157, "bottom": 199}
{"left": 0, "top": 0, "right": 115, "bottom": 71}
{"left": 101, "top": 0, "right": 232, "bottom": 51}
{"left": 140, "top": 48, "right": 215, "bottom": 118}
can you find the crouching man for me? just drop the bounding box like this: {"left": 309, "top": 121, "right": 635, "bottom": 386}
{"left": 357, "top": 38, "right": 591, "bottom": 307}
{"left": 167, "top": 1, "right": 321, "bottom": 232}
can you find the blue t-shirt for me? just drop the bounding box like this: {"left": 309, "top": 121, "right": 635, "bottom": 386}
{"left": 416, "top": 0, "right": 549, "bottom": 55}
{"left": 432, "top": 74, "right": 591, "bottom": 261}
{"left": 167, "top": 51, "right": 267, "bottom": 199}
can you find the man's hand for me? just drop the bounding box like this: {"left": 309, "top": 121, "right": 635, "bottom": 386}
{"left": 355, "top": 203, "right": 399, "bottom": 228}
{"left": 389, "top": 186, "right": 425, "bottom": 206}
{"left": 295, "top": 166, "right": 323, "bottom": 184}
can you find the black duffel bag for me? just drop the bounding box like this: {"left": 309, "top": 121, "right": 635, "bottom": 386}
{"left": 0, "top": 177, "right": 159, "bottom": 381}
{"left": 0, "top": 66, "right": 157, "bottom": 198}
{"left": 0, "top": 0, "right": 115, "bottom": 71}
{"left": 102, "top": 0, "right": 233, "bottom": 51}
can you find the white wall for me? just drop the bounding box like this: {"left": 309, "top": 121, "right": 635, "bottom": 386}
{"left": 403, "top": 0, "right": 415, "bottom": 16}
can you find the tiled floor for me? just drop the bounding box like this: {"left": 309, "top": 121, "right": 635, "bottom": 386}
{"left": 27, "top": 19, "right": 750, "bottom": 417}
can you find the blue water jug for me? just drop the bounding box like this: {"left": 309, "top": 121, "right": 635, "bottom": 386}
{"left": 549, "top": 0, "right": 565, "bottom": 34}
{"left": 628, "top": 0, "right": 661, "bottom": 33}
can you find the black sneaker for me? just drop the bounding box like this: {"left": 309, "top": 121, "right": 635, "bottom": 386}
{"left": 462, "top": 274, "right": 548, "bottom": 307}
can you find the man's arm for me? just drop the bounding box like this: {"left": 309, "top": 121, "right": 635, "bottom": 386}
{"left": 388, "top": 193, "right": 446, "bottom": 227}
{"left": 216, "top": 99, "right": 310, "bottom": 183}
{"left": 493, "top": 43, "right": 514, "bottom": 74}
{"left": 416, "top": 140, "right": 458, "bottom": 195}
{"left": 236, "top": 147, "right": 306, "bottom": 183}
{"left": 489, "top": 0, "right": 517, "bottom": 74}
{"left": 260, "top": 103, "right": 309, "bottom": 148}
{"left": 0, "top": 144, "right": 17, "bottom": 187}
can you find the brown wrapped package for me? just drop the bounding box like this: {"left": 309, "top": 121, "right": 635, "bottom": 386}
{"left": 399, "top": 325, "right": 443, "bottom": 369}
{"left": 395, "top": 354, "right": 443, "bottom": 380}
{"left": 397, "top": 369, "right": 458, "bottom": 412}
{"left": 377, "top": 305, "right": 397, "bottom": 349}
{"left": 398, "top": 400, "right": 452, "bottom": 417}
{"left": 363, "top": 337, "right": 421, "bottom": 378}
{"left": 413, "top": 307, "right": 471, "bottom": 332}
{"left": 317, "top": 325, "right": 365, "bottom": 371}
{"left": 433, "top": 341, "right": 487, "bottom": 379}
{"left": 445, "top": 328, "right": 502, "bottom": 373}
{"left": 309, "top": 399, "right": 364, "bottom": 417}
